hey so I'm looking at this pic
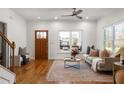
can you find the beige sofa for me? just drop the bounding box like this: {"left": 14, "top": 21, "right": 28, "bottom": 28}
{"left": 82, "top": 54, "right": 120, "bottom": 72}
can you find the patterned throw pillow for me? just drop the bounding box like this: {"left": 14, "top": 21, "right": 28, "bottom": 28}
{"left": 89, "top": 49, "right": 98, "bottom": 57}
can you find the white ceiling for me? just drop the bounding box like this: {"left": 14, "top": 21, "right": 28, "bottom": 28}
{"left": 11, "top": 8, "right": 124, "bottom": 21}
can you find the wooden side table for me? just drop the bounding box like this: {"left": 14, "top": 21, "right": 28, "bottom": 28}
{"left": 113, "top": 62, "right": 124, "bottom": 84}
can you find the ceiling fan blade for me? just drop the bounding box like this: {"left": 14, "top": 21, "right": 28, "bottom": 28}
{"left": 61, "top": 8, "right": 83, "bottom": 19}
{"left": 75, "top": 10, "right": 83, "bottom": 15}
{"left": 72, "top": 8, "right": 76, "bottom": 13}
{"left": 73, "top": 8, "right": 76, "bottom": 11}
{"left": 76, "top": 16, "right": 83, "bottom": 19}
{"left": 61, "top": 14, "right": 73, "bottom": 17}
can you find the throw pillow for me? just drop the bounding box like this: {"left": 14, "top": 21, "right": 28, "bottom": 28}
{"left": 86, "top": 46, "right": 91, "bottom": 54}
{"left": 96, "top": 49, "right": 99, "bottom": 57}
{"left": 99, "top": 49, "right": 110, "bottom": 58}
{"left": 19, "top": 47, "right": 27, "bottom": 55}
{"left": 89, "top": 49, "right": 98, "bottom": 57}
{"left": 91, "top": 45, "right": 95, "bottom": 50}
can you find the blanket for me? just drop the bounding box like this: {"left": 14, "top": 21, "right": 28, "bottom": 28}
{"left": 91, "top": 58, "right": 103, "bottom": 72}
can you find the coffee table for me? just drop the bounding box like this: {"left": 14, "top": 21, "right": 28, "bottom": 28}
{"left": 64, "top": 57, "right": 81, "bottom": 69}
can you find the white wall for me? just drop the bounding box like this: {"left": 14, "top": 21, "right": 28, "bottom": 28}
{"left": 27, "top": 20, "right": 97, "bottom": 59}
{"left": 0, "top": 8, "right": 27, "bottom": 55}
{"left": 97, "top": 11, "right": 124, "bottom": 49}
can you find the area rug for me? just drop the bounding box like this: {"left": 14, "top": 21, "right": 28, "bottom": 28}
{"left": 46, "top": 61, "right": 113, "bottom": 83}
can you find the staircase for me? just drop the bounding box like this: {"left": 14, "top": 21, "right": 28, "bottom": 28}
{"left": 0, "top": 31, "right": 16, "bottom": 84}
{"left": 0, "top": 31, "right": 15, "bottom": 71}
{"left": 0, "top": 64, "right": 16, "bottom": 83}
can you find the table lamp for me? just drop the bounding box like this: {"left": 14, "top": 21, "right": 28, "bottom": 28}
{"left": 115, "top": 47, "right": 124, "bottom": 65}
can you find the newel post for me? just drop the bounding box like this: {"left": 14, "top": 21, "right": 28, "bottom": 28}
{"left": 12, "top": 41, "right": 15, "bottom": 72}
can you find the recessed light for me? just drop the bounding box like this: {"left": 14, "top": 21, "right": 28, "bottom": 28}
{"left": 37, "top": 16, "right": 41, "bottom": 19}
{"left": 54, "top": 16, "right": 58, "bottom": 20}
{"left": 86, "top": 17, "right": 89, "bottom": 19}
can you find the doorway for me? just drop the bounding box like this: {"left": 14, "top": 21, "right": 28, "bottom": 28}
{"left": 35, "top": 30, "right": 48, "bottom": 60}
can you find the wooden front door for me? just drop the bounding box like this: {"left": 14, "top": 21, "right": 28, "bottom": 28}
{"left": 35, "top": 30, "right": 48, "bottom": 60}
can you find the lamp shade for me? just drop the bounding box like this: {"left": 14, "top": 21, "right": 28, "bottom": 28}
{"left": 115, "top": 47, "right": 124, "bottom": 60}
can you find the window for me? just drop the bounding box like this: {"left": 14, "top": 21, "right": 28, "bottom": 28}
{"left": 115, "top": 23, "right": 124, "bottom": 51}
{"left": 104, "top": 26, "right": 113, "bottom": 51}
{"left": 59, "top": 31, "right": 82, "bottom": 52}
{"left": 104, "top": 21, "right": 124, "bottom": 51}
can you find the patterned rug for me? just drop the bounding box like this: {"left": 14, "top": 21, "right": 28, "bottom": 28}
{"left": 47, "top": 60, "right": 113, "bottom": 83}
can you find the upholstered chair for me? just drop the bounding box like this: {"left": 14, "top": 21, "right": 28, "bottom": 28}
{"left": 18, "top": 47, "right": 30, "bottom": 66}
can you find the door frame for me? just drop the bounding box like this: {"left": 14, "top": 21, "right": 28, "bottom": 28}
{"left": 35, "top": 30, "right": 48, "bottom": 60}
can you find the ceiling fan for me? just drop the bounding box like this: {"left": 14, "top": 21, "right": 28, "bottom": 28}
{"left": 61, "top": 8, "right": 83, "bottom": 19}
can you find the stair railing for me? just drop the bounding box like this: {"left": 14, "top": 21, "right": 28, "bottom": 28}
{"left": 0, "top": 31, "right": 15, "bottom": 72}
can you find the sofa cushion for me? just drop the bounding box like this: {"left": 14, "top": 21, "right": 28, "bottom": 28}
{"left": 99, "top": 49, "right": 110, "bottom": 58}
{"left": 86, "top": 56, "right": 100, "bottom": 63}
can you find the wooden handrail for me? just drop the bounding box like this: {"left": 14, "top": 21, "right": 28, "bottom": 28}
{"left": 0, "top": 31, "right": 15, "bottom": 72}
{"left": 0, "top": 31, "right": 15, "bottom": 49}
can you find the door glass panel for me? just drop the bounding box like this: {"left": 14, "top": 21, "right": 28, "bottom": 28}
{"left": 37, "top": 32, "right": 40, "bottom": 39}
{"left": 37, "top": 32, "right": 47, "bottom": 39}
{"left": 43, "top": 32, "right": 46, "bottom": 38}
{"left": 40, "top": 32, "right": 43, "bottom": 38}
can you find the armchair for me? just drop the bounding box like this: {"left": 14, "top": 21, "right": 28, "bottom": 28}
{"left": 18, "top": 47, "right": 30, "bottom": 66}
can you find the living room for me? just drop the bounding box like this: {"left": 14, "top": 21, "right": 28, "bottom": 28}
{"left": 0, "top": 8, "right": 124, "bottom": 84}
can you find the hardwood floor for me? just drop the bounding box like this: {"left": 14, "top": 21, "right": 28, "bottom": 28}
{"left": 14, "top": 60, "right": 113, "bottom": 84}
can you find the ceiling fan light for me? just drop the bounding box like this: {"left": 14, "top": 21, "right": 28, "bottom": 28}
{"left": 86, "top": 17, "right": 89, "bottom": 19}
{"left": 37, "top": 16, "right": 41, "bottom": 19}
{"left": 54, "top": 16, "right": 58, "bottom": 20}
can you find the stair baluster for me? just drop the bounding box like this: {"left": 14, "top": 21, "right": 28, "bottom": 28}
{"left": 0, "top": 31, "right": 15, "bottom": 72}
